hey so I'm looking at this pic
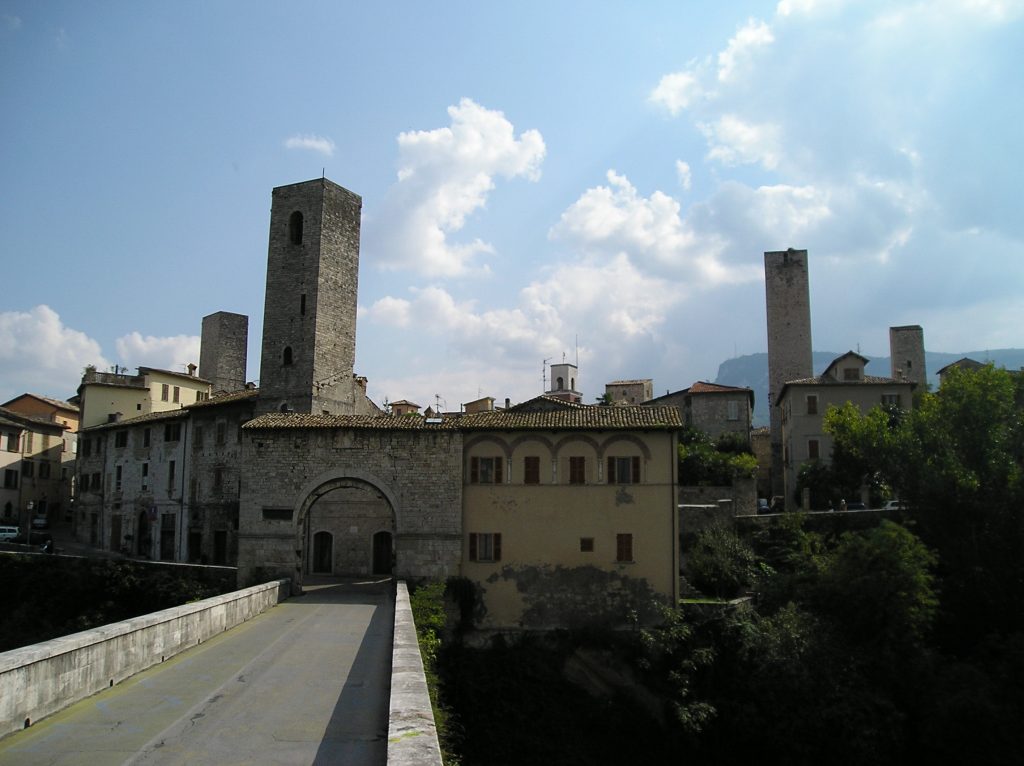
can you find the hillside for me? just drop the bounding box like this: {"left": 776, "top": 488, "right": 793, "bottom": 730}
{"left": 716, "top": 349, "right": 1024, "bottom": 427}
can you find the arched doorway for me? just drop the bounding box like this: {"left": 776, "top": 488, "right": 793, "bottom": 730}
{"left": 312, "top": 531, "right": 333, "bottom": 573}
{"left": 301, "top": 477, "right": 395, "bottom": 577}
{"left": 372, "top": 531, "right": 393, "bottom": 575}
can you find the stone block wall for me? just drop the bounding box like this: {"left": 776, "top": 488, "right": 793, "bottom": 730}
{"left": 199, "top": 312, "right": 248, "bottom": 393}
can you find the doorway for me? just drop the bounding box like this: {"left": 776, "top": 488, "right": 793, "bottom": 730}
{"left": 372, "top": 530, "right": 393, "bottom": 575}
{"left": 312, "top": 531, "right": 333, "bottom": 573}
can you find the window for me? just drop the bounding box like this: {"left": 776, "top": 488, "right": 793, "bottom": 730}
{"left": 216, "top": 422, "right": 226, "bottom": 445}
{"left": 143, "top": 428, "right": 151, "bottom": 447}
{"left": 82, "top": 437, "right": 91, "bottom": 457}
{"left": 607, "top": 456, "right": 641, "bottom": 484}
{"left": 168, "top": 460, "right": 176, "bottom": 491}
{"left": 161, "top": 383, "right": 169, "bottom": 401}
{"left": 808, "top": 439, "right": 820, "bottom": 460}
{"left": 39, "top": 462, "right": 51, "bottom": 479}
{"left": 523, "top": 456, "right": 540, "bottom": 484}
{"left": 141, "top": 462, "right": 149, "bottom": 491}
{"left": 22, "top": 460, "right": 34, "bottom": 478}
{"left": 3, "top": 470, "right": 17, "bottom": 489}
{"left": 80, "top": 473, "right": 90, "bottom": 492}
{"left": 468, "top": 532, "right": 502, "bottom": 562}
{"left": 806, "top": 395, "right": 818, "bottom": 415}
{"left": 727, "top": 400, "right": 740, "bottom": 421}
{"left": 569, "top": 456, "right": 586, "bottom": 484}
{"left": 172, "top": 386, "right": 180, "bottom": 403}
{"left": 196, "top": 391, "right": 209, "bottom": 402}
{"left": 115, "top": 465, "right": 122, "bottom": 492}
{"left": 4, "top": 432, "right": 17, "bottom": 452}
{"left": 556, "top": 376, "right": 564, "bottom": 390}
{"left": 470, "top": 456, "right": 503, "bottom": 484}
{"left": 114, "top": 431, "right": 128, "bottom": 448}
{"left": 214, "top": 466, "right": 224, "bottom": 491}
{"left": 580, "top": 537, "right": 594, "bottom": 553}
{"left": 289, "top": 211, "right": 303, "bottom": 245}
{"left": 91, "top": 472, "right": 101, "bottom": 490}
{"left": 843, "top": 367, "right": 860, "bottom": 381}
{"left": 193, "top": 425, "right": 204, "bottom": 450}
{"left": 881, "top": 393, "right": 902, "bottom": 408}
{"left": 164, "top": 422, "right": 181, "bottom": 442}
{"left": 283, "top": 347, "right": 293, "bottom": 366}
{"left": 616, "top": 533, "right": 634, "bottom": 562}
{"left": 300, "top": 294, "right": 307, "bottom": 316}
{"left": 25, "top": 432, "right": 33, "bottom": 453}
{"left": 262, "top": 507, "right": 293, "bottom": 521}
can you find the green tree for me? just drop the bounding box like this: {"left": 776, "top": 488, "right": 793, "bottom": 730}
{"left": 686, "top": 523, "right": 757, "bottom": 598}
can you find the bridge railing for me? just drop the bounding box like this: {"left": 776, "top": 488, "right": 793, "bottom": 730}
{"left": 0, "top": 578, "right": 290, "bottom": 740}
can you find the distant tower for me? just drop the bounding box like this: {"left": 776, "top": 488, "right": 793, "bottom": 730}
{"left": 199, "top": 311, "right": 248, "bottom": 393}
{"left": 256, "top": 178, "right": 362, "bottom": 415}
{"left": 547, "top": 361, "right": 581, "bottom": 404}
{"left": 764, "top": 249, "right": 813, "bottom": 498}
{"left": 889, "top": 325, "right": 926, "bottom": 388}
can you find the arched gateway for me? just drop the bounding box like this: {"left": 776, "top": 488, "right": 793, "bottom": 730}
{"left": 294, "top": 474, "right": 397, "bottom": 582}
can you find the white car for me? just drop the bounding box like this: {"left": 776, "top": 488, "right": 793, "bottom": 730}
{"left": 0, "top": 525, "right": 19, "bottom": 542}
{"left": 881, "top": 500, "right": 905, "bottom": 511}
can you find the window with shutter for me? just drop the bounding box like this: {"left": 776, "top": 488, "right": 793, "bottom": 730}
{"left": 468, "top": 532, "right": 502, "bottom": 562}
{"left": 616, "top": 533, "right": 633, "bottom": 562}
{"left": 569, "top": 456, "right": 586, "bottom": 484}
{"left": 524, "top": 456, "right": 540, "bottom": 484}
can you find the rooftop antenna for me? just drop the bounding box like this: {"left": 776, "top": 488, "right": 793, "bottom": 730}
{"left": 575, "top": 334, "right": 579, "bottom": 367}
{"left": 542, "top": 358, "right": 551, "bottom": 391}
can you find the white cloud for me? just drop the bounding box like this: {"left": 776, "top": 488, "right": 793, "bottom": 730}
{"left": 284, "top": 134, "right": 336, "bottom": 156}
{"left": 114, "top": 332, "right": 201, "bottom": 374}
{"left": 0, "top": 305, "right": 109, "bottom": 402}
{"left": 366, "top": 98, "right": 545, "bottom": 277}
{"left": 700, "top": 115, "right": 782, "bottom": 170}
{"left": 676, "top": 160, "right": 692, "bottom": 191}
{"left": 649, "top": 70, "right": 704, "bottom": 115}
{"left": 717, "top": 19, "right": 775, "bottom": 82}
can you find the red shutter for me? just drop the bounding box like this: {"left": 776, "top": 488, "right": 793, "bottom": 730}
{"left": 470, "top": 457, "right": 478, "bottom": 483}
{"left": 607, "top": 456, "right": 615, "bottom": 484}
{"left": 494, "top": 533, "right": 502, "bottom": 561}
{"left": 495, "top": 457, "right": 503, "bottom": 484}
{"left": 469, "top": 533, "right": 477, "bottom": 561}
{"left": 632, "top": 456, "right": 641, "bottom": 484}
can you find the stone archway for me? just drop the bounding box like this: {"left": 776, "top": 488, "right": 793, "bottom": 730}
{"left": 298, "top": 476, "right": 397, "bottom": 579}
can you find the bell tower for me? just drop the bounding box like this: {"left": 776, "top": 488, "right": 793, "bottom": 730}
{"left": 256, "top": 178, "right": 362, "bottom": 415}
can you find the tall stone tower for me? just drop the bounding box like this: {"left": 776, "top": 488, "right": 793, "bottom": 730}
{"left": 257, "top": 178, "right": 362, "bottom": 415}
{"left": 199, "top": 311, "right": 248, "bottom": 393}
{"left": 889, "top": 325, "right": 926, "bottom": 388}
{"left": 764, "top": 248, "right": 813, "bottom": 498}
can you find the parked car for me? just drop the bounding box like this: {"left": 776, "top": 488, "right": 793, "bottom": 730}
{"left": 0, "top": 525, "right": 19, "bottom": 542}
{"left": 845, "top": 501, "right": 867, "bottom": 511}
{"left": 756, "top": 498, "right": 770, "bottom": 514}
{"left": 882, "top": 500, "right": 905, "bottom": 511}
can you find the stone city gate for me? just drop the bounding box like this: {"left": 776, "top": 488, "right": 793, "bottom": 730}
{"left": 295, "top": 476, "right": 396, "bottom": 581}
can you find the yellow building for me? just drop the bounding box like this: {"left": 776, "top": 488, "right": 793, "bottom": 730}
{"left": 0, "top": 406, "right": 68, "bottom": 531}
{"left": 78, "top": 365, "right": 212, "bottom": 429}
{"left": 460, "top": 399, "right": 682, "bottom": 630}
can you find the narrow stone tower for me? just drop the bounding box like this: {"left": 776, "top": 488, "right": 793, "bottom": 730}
{"left": 256, "top": 178, "right": 362, "bottom": 415}
{"left": 199, "top": 311, "right": 248, "bottom": 393}
{"left": 764, "top": 248, "right": 813, "bottom": 499}
{"left": 889, "top": 325, "right": 926, "bottom": 388}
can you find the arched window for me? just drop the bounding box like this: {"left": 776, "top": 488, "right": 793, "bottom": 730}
{"left": 557, "top": 377, "right": 564, "bottom": 390}
{"left": 571, "top": 378, "right": 576, "bottom": 390}
{"left": 288, "top": 211, "right": 303, "bottom": 245}
{"left": 282, "top": 346, "right": 293, "bottom": 366}
{"left": 279, "top": 402, "right": 291, "bottom": 413}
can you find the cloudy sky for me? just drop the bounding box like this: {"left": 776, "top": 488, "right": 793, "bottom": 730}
{"left": 2, "top": 1, "right": 1021, "bottom": 409}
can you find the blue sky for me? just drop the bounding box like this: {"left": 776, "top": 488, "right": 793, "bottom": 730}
{"left": 2, "top": 1, "right": 1022, "bottom": 409}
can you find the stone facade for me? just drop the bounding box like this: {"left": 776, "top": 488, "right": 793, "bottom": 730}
{"left": 764, "top": 249, "right": 813, "bottom": 497}
{"left": 257, "top": 179, "right": 363, "bottom": 416}
{"left": 889, "top": 324, "right": 927, "bottom": 388}
{"left": 605, "top": 379, "right": 653, "bottom": 405}
{"left": 199, "top": 312, "right": 249, "bottom": 394}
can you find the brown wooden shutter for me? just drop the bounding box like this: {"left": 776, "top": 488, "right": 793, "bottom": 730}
{"left": 632, "top": 456, "right": 641, "bottom": 484}
{"left": 469, "top": 533, "right": 477, "bottom": 561}
{"left": 494, "top": 533, "right": 502, "bottom": 561}
{"left": 495, "top": 457, "right": 503, "bottom": 484}
{"left": 607, "top": 456, "right": 615, "bottom": 484}
{"left": 470, "top": 457, "right": 478, "bottom": 483}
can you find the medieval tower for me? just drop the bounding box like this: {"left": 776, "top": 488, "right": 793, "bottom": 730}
{"left": 889, "top": 325, "right": 927, "bottom": 388}
{"left": 764, "top": 248, "right": 813, "bottom": 497}
{"left": 256, "top": 178, "right": 362, "bottom": 415}
{"left": 199, "top": 311, "right": 248, "bottom": 393}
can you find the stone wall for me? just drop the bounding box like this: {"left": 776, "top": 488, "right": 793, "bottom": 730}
{"left": 199, "top": 311, "right": 248, "bottom": 393}
{"left": 237, "top": 426, "right": 463, "bottom": 589}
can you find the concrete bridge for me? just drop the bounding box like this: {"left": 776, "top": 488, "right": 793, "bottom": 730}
{"left": 0, "top": 577, "right": 440, "bottom": 766}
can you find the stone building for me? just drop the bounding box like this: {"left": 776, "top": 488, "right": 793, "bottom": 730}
{"left": 546, "top": 361, "right": 582, "bottom": 403}
{"left": 605, "top": 379, "right": 653, "bottom": 405}
{"left": 643, "top": 381, "right": 754, "bottom": 443}
{"left": 0, "top": 407, "right": 69, "bottom": 531}
{"left": 777, "top": 351, "right": 915, "bottom": 509}
{"left": 764, "top": 249, "right": 813, "bottom": 497}
{"left": 889, "top": 325, "right": 927, "bottom": 388}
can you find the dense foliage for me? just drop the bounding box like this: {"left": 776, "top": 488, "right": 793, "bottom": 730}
{"left": 0, "top": 557, "right": 228, "bottom": 651}
{"left": 678, "top": 428, "right": 758, "bottom": 485}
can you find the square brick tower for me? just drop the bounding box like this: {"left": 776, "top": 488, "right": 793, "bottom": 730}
{"left": 765, "top": 248, "right": 813, "bottom": 500}
{"left": 889, "top": 325, "right": 926, "bottom": 388}
{"left": 256, "top": 178, "right": 362, "bottom": 415}
{"left": 199, "top": 311, "right": 248, "bottom": 393}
